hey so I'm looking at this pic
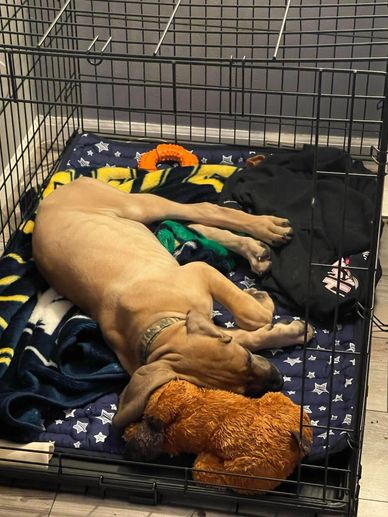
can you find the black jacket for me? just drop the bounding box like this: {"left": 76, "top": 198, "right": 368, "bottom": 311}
{"left": 219, "top": 146, "right": 381, "bottom": 322}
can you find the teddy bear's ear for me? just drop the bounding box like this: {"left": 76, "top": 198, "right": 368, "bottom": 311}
{"left": 112, "top": 362, "right": 177, "bottom": 428}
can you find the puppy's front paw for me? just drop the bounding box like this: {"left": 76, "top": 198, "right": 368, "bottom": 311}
{"left": 240, "top": 237, "right": 271, "bottom": 276}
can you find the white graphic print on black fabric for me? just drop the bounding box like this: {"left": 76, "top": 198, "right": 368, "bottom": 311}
{"left": 322, "top": 258, "right": 359, "bottom": 298}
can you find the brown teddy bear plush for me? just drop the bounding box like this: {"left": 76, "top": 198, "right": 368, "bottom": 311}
{"left": 123, "top": 380, "right": 313, "bottom": 493}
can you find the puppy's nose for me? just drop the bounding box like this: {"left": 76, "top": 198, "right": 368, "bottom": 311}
{"left": 268, "top": 364, "right": 284, "bottom": 392}
{"left": 245, "top": 364, "right": 284, "bottom": 398}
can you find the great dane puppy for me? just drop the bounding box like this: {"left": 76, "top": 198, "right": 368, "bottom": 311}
{"left": 32, "top": 177, "right": 313, "bottom": 428}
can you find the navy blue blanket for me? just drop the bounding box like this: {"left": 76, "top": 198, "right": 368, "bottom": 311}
{"left": 39, "top": 263, "right": 359, "bottom": 462}
{"left": 0, "top": 288, "right": 128, "bottom": 442}
{"left": 60, "top": 132, "right": 274, "bottom": 171}
{"left": 0, "top": 133, "right": 361, "bottom": 462}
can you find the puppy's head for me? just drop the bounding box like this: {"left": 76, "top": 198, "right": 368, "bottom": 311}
{"left": 113, "top": 311, "right": 283, "bottom": 429}
{"left": 183, "top": 310, "right": 283, "bottom": 397}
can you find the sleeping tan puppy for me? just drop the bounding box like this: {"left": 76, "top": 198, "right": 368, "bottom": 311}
{"left": 32, "top": 177, "right": 313, "bottom": 428}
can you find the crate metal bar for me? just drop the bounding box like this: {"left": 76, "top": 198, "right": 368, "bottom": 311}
{"left": 7, "top": 16, "right": 388, "bottom": 40}
{"left": 153, "top": 0, "right": 183, "bottom": 56}
{"left": 1, "top": 0, "right": 386, "bottom": 8}
{"left": 323, "top": 71, "right": 357, "bottom": 502}
{"left": 1, "top": 91, "right": 382, "bottom": 128}
{"left": 6, "top": 51, "right": 17, "bottom": 101}
{"left": 0, "top": 2, "right": 386, "bottom": 514}
{"left": 275, "top": 0, "right": 291, "bottom": 61}
{"left": 3, "top": 43, "right": 388, "bottom": 72}
{"left": 349, "top": 64, "right": 388, "bottom": 516}
{"left": 37, "top": 0, "right": 72, "bottom": 48}
{"left": 9, "top": 26, "right": 388, "bottom": 49}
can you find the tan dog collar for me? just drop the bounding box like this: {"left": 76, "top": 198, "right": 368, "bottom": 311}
{"left": 140, "top": 316, "right": 185, "bottom": 364}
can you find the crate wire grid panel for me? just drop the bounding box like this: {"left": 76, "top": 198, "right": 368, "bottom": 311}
{"left": 1, "top": 1, "right": 387, "bottom": 153}
{"left": 0, "top": 1, "right": 387, "bottom": 516}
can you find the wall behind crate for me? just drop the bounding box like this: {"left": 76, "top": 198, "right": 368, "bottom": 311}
{"left": 67, "top": 0, "right": 388, "bottom": 214}
{"left": 68, "top": 0, "right": 387, "bottom": 154}
{"left": 5, "top": 1, "right": 388, "bottom": 158}
{"left": 1, "top": 0, "right": 388, "bottom": 238}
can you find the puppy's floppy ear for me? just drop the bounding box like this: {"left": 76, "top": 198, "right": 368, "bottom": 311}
{"left": 112, "top": 362, "right": 176, "bottom": 428}
{"left": 124, "top": 417, "right": 165, "bottom": 462}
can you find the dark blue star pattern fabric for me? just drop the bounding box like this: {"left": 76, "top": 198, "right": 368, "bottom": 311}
{"left": 0, "top": 132, "right": 361, "bottom": 463}
{"left": 39, "top": 264, "right": 359, "bottom": 462}
{"left": 59, "top": 132, "right": 275, "bottom": 171}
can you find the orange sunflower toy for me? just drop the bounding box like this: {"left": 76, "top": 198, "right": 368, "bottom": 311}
{"left": 138, "top": 144, "right": 199, "bottom": 171}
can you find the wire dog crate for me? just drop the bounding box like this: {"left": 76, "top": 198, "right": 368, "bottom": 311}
{"left": 0, "top": 1, "right": 387, "bottom": 516}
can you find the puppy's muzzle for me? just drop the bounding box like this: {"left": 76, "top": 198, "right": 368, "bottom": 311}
{"left": 245, "top": 358, "right": 284, "bottom": 398}
{"left": 266, "top": 363, "right": 284, "bottom": 391}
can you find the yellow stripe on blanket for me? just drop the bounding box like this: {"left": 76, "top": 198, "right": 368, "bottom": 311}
{"left": 0, "top": 347, "right": 14, "bottom": 357}
{"left": 0, "top": 347, "right": 13, "bottom": 366}
{"left": 40, "top": 163, "right": 239, "bottom": 201}
{"left": 140, "top": 168, "right": 170, "bottom": 192}
{"left": 0, "top": 275, "right": 20, "bottom": 286}
{"left": 42, "top": 170, "right": 76, "bottom": 198}
{"left": 184, "top": 164, "right": 238, "bottom": 193}
{"left": 115, "top": 181, "right": 134, "bottom": 193}
{"left": 95, "top": 167, "right": 137, "bottom": 184}
{"left": 0, "top": 317, "right": 8, "bottom": 330}
{"left": 0, "top": 294, "right": 29, "bottom": 303}
{"left": 5, "top": 253, "right": 26, "bottom": 264}
{"left": 21, "top": 220, "right": 35, "bottom": 234}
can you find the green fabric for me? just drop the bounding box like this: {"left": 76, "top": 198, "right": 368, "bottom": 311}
{"left": 156, "top": 220, "right": 235, "bottom": 269}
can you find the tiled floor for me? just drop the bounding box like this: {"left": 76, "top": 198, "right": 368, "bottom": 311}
{"left": 1, "top": 232, "right": 388, "bottom": 517}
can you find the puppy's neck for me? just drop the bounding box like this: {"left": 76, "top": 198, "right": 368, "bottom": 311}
{"left": 140, "top": 315, "right": 186, "bottom": 364}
